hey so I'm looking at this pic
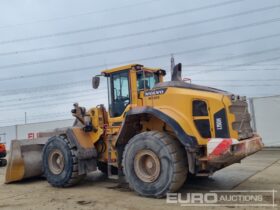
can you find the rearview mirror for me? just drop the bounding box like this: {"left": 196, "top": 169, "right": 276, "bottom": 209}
{"left": 92, "top": 76, "right": 100, "bottom": 89}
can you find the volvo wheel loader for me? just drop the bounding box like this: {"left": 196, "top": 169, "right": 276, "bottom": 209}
{"left": 5, "top": 63, "right": 263, "bottom": 197}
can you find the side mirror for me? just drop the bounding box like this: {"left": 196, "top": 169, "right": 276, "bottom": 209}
{"left": 92, "top": 76, "right": 100, "bottom": 89}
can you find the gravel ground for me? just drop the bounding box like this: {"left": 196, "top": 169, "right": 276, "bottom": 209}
{"left": 0, "top": 150, "right": 279, "bottom": 210}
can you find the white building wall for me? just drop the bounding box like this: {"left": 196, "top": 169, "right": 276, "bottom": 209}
{"left": 0, "top": 119, "right": 73, "bottom": 149}
{"left": 0, "top": 125, "right": 16, "bottom": 145}
{"left": 251, "top": 95, "right": 280, "bottom": 147}
{"left": 17, "top": 119, "right": 73, "bottom": 140}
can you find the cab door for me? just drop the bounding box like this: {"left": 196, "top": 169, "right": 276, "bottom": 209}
{"left": 107, "top": 70, "right": 131, "bottom": 126}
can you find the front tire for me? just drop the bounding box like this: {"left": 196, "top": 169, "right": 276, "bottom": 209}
{"left": 122, "top": 131, "right": 187, "bottom": 198}
{"left": 42, "top": 135, "right": 85, "bottom": 187}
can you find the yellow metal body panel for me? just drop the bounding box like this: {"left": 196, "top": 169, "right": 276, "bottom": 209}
{"left": 101, "top": 64, "right": 139, "bottom": 74}
{"left": 101, "top": 64, "right": 160, "bottom": 75}
{"left": 139, "top": 87, "right": 225, "bottom": 145}
{"left": 72, "top": 127, "right": 100, "bottom": 147}
{"left": 108, "top": 105, "right": 131, "bottom": 127}
{"left": 88, "top": 107, "right": 104, "bottom": 141}
{"left": 97, "top": 130, "right": 118, "bottom": 164}
{"left": 124, "top": 69, "right": 228, "bottom": 146}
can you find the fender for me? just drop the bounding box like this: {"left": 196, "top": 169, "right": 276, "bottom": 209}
{"left": 116, "top": 106, "right": 197, "bottom": 149}
{"left": 116, "top": 106, "right": 198, "bottom": 173}
{"left": 65, "top": 128, "right": 98, "bottom": 175}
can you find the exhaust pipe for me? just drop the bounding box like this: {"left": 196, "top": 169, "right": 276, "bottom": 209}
{"left": 171, "top": 63, "right": 182, "bottom": 81}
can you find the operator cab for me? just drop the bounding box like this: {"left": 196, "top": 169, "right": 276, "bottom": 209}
{"left": 94, "top": 64, "right": 165, "bottom": 119}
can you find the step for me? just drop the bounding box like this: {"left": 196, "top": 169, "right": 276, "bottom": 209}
{"left": 108, "top": 175, "right": 119, "bottom": 180}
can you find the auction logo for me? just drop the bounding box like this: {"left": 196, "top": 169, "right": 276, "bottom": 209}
{"left": 166, "top": 190, "right": 277, "bottom": 207}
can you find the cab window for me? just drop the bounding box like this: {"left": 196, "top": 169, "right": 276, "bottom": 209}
{"left": 137, "top": 71, "right": 159, "bottom": 91}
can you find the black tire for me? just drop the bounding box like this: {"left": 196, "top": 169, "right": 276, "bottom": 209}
{"left": 42, "top": 135, "right": 85, "bottom": 187}
{"left": 0, "top": 158, "right": 7, "bottom": 167}
{"left": 122, "top": 131, "right": 187, "bottom": 198}
{"left": 97, "top": 161, "right": 118, "bottom": 175}
{"left": 0, "top": 151, "right": 6, "bottom": 158}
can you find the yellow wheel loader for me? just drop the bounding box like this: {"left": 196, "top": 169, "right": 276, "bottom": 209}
{"left": 5, "top": 63, "right": 263, "bottom": 198}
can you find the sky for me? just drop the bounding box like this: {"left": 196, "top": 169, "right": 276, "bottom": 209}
{"left": 0, "top": 0, "right": 279, "bottom": 126}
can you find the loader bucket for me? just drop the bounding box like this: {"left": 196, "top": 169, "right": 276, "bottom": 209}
{"left": 5, "top": 138, "right": 48, "bottom": 183}
{"left": 5, "top": 128, "right": 69, "bottom": 183}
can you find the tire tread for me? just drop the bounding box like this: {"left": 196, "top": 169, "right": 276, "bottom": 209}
{"left": 122, "top": 131, "right": 188, "bottom": 197}
{"left": 43, "top": 135, "right": 85, "bottom": 187}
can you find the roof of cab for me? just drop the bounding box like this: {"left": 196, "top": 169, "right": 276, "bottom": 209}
{"left": 101, "top": 64, "right": 160, "bottom": 75}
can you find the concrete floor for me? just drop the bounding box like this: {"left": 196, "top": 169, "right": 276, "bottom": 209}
{"left": 0, "top": 149, "right": 279, "bottom": 210}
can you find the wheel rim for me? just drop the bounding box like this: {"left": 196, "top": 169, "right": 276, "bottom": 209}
{"left": 48, "top": 149, "right": 65, "bottom": 175}
{"left": 134, "top": 149, "right": 161, "bottom": 183}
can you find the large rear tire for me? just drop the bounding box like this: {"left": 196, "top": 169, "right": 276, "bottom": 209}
{"left": 42, "top": 135, "right": 85, "bottom": 187}
{"left": 122, "top": 131, "right": 187, "bottom": 198}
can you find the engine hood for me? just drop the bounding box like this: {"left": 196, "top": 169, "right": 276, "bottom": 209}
{"left": 154, "top": 81, "right": 230, "bottom": 94}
